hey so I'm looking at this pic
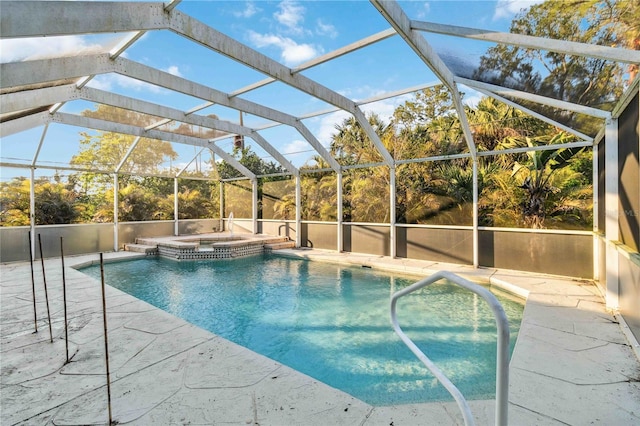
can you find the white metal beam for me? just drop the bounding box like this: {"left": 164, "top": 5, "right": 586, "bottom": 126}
{"left": 50, "top": 112, "right": 256, "bottom": 179}
{"left": 169, "top": 9, "right": 393, "bottom": 165}
{"left": 456, "top": 77, "right": 612, "bottom": 119}
{"left": 1, "top": 84, "right": 78, "bottom": 114}
{"left": 466, "top": 86, "right": 594, "bottom": 143}
{"left": 0, "top": 1, "right": 168, "bottom": 38}
{"left": 0, "top": 54, "right": 340, "bottom": 171}
{"left": 298, "top": 81, "right": 442, "bottom": 121}
{"left": 229, "top": 28, "right": 397, "bottom": 98}
{"left": 604, "top": 118, "right": 619, "bottom": 310}
{"left": 115, "top": 136, "right": 141, "bottom": 173}
{"left": 0, "top": 54, "right": 115, "bottom": 89}
{"left": 370, "top": 0, "right": 477, "bottom": 158}
{"left": 114, "top": 58, "right": 339, "bottom": 171}
{"left": 76, "top": 87, "right": 298, "bottom": 176}
{"left": 0, "top": 111, "right": 50, "bottom": 137}
{"left": 31, "top": 124, "right": 49, "bottom": 167}
{"left": 411, "top": 20, "right": 640, "bottom": 65}
{"left": 177, "top": 147, "right": 206, "bottom": 177}
{"left": 370, "top": 1, "right": 455, "bottom": 90}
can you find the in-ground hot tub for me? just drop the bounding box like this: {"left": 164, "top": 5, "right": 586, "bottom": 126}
{"left": 127, "top": 233, "right": 294, "bottom": 260}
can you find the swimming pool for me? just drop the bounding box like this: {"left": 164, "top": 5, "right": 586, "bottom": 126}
{"left": 80, "top": 254, "right": 524, "bottom": 406}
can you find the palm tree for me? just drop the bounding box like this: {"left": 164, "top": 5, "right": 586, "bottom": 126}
{"left": 503, "top": 133, "right": 586, "bottom": 228}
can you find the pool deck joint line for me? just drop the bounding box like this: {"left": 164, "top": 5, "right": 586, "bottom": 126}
{"left": 2, "top": 247, "right": 639, "bottom": 425}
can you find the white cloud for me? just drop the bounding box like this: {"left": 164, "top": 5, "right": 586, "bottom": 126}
{"left": 274, "top": 0, "right": 306, "bottom": 34}
{"left": 0, "top": 35, "right": 103, "bottom": 63}
{"left": 416, "top": 2, "right": 431, "bottom": 19}
{"left": 314, "top": 110, "right": 351, "bottom": 148}
{"left": 88, "top": 73, "right": 164, "bottom": 93}
{"left": 282, "top": 139, "right": 310, "bottom": 155}
{"left": 164, "top": 65, "right": 182, "bottom": 77}
{"left": 316, "top": 19, "right": 338, "bottom": 39}
{"left": 310, "top": 88, "right": 414, "bottom": 147}
{"left": 361, "top": 97, "right": 410, "bottom": 121}
{"left": 463, "top": 93, "right": 483, "bottom": 109}
{"left": 493, "top": 0, "right": 544, "bottom": 20}
{"left": 233, "top": 1, "right": 260, "bottom": 18}
{"left": 248, "top": 31, "right": 320, "bottom": 66}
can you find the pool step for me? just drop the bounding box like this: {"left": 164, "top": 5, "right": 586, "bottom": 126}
{"left": 264, "top": 241, "right": 296, "bottom": 251}
{"left": 124, "top": 243, "right": 158, "bottom": 254}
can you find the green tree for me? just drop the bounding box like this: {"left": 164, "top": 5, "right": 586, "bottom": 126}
{"left": 177, "top": 177, "right": 219, "bottom": 219}
{"left": 392, "top": 86, "right": 466, "bottom": 159}
{"left": 474, "top": 0, "right": 627, "bottom": 134}
{"left": 0, "top": 177, "right": 81, "bottom": 226}
{"left": 217, "top": 146, "right": 286, "bottom": 179}
{"left": 500, "top": 133, "right": 590, "bottom": 228}
{"left": 0, "top": 178, "right": 31, "bottom": 226}
{"left": 95, "top": 183, "right": 173, "bottom": 222}
{"left": 330, "top": 114, "right": 393, "bottom": 222}
{"left": 35, "top": 180, "right": 79, "bottom": 224}
{"left": 70, "top": 105, "right": 179, "bottom": 222}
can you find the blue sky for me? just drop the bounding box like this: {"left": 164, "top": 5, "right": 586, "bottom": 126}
{"left": 1, "top": 0, "right": 545, "bottom": 179}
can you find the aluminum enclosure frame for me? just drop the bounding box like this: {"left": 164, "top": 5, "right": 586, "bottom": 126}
{"left": 1, "top": 0, "right": 639, "bottom": 314}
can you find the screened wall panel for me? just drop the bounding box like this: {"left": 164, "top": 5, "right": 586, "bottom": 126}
{"left": 396, "top": 227, "right": 473, "bottom": 265}
{"left": 396, "top": 161, "right": 473, "bottom": 226}
{"left": 0, "top": 226, "right": 30, "bottom": 262}
{"left": 223, "top": 180, "right": 252, "bottom": 218}
{"left": 259, "top": 221, "right": 295, "bottom": 241}
{"left": 619, "top": 250, "right": 640, "bottom": 343}
{"left": 618, "top": 92, "right": 639, "bottom": 251}
{"left": 34, "top": 224, "right": 114, "bottom": 258}
{"left": 300, "top": 223, "right": 337, "bottom": 250}
{"left": 597, "top": 137, "right": 606, "bottom": 234}
{"left": 343, "top": 224, "right": 390, "bottom": 256}
{"left": 178, "top": 219, "right": 221, "bottom": 235}
{"left": 343, "top": 168, "right": 390, "bottom": 223}
{"left": 261, "top": 178, "right": 295, "bottom": 220}
{"left": 301, "top": 172, "right": 337, "bottom": 221}
{"left": 118, "top": 221, "right": 174, "bottom": 247}
{"left": 479, "top": 230, "right": 593, "bottom": 278}
{"left": 177, "top": 179, "right": 219, "bottom": 220}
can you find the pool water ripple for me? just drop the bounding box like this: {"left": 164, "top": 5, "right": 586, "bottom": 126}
{"left": 81, "top": 254, "right": 523, "bottom": 406}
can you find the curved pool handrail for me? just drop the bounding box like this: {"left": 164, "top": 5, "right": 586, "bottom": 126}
{"left": 390, "top": 270, "right": 510, "bottom": 426}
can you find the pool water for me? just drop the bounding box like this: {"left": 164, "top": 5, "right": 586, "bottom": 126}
{"left": 80, "top": 254, "right": 524, "bottom": 406}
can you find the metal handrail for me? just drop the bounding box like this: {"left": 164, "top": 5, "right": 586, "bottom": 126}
{"left": 390, "top": 271, "right": 510, "bottom": 426}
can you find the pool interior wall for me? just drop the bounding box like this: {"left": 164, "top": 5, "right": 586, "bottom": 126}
{"left": 1, "top": 249, "right": 639, "bottom": 425}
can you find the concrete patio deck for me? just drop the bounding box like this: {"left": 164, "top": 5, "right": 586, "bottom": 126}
{"left": 1, "top": 249, "right": 639, "bottom": 425}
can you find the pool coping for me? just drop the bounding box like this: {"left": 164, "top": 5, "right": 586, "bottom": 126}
{"left": 1, "top": 248, "right": 639, "bottom": 425}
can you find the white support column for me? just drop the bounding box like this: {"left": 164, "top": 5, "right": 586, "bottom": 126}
{"left": 252, "top": 179, "right": 258, "bottom": 234}
{"left": 113, "top": 174, "right": 119, "bottom": 251}
{"left": 295, "top": 176, "right": 302, "bottom": 248}
{"left": 29, "top": 168, "right": 36, "bottom": 258}
{"left": 174, "top": 178, "right": 179, "bottom": 236}
{"left": 592, "top": 142, "right": 600, "bottom": 281}
{"left": 389, "top": 165, "right": 397, "bottom": 258}
{"left": 337, "top": 171, "right": 343, "bottom": 252}
{"left": 473, "top": 159, "right": 479, "bottom": 268}
{"left": 604, "top": 118, "right": 619, "bottom": 310}
{"left": 219, "top": 182, "right": 224, "bottom": 232}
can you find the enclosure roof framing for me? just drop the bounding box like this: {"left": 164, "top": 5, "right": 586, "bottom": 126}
{"left": 51, "top": 112, "right": 256, "bottom": 179}
{"left": 410, "top": 21, "right": 640, "bottom": 64}
{"left": 1, "top": 0, "right": 637, "bottom": 179}
{"left": 370, "top": 0, "right": 477, "bottom": 158}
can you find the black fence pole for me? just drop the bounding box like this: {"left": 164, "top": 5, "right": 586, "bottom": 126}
{"left": 60, "top": 237, "right": 69, "bottom": 363}
{"left": 99, "top": 253, "right": 113, "bottom": 424}
{"left": 37, "top": 234, "right": 53, "bottom": 343}
{"left": 28, "top": 231, "right": 37, "bottom": 333}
